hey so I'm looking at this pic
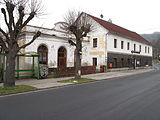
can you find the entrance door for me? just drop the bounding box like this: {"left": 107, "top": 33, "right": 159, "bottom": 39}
{"left": 58, "top": 47, "right": 67, "bottom": 69}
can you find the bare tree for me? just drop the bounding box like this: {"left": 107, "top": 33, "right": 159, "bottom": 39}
{"left": 62, "top": 11, "right": 94, "bottom": 79}
{"left": 0, "top": 0, "right": 43, "bottom": 87}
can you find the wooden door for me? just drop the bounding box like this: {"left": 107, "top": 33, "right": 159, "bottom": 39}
{"left": 58, "top": 47, "right": 67, "bottom": 70}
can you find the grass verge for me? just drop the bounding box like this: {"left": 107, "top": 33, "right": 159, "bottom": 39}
{"left": 0, "top": 85, "right": 37, "bottom": 95}
{"left": 58, "top": 78, "right": 94, "bottom": 83}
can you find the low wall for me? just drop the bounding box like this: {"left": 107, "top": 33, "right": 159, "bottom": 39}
{"left": 49, "top": 66, "right": 96, "bottom": 77}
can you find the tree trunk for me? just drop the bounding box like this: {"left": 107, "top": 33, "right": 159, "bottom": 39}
{"left": 4, "top": 50, "right": 16, "bottom": 87}
{"left": 75, "top": 38, "right": 82, "bottom": 79}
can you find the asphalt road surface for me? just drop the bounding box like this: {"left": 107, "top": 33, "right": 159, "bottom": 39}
{"left": 1, "top": 69, "right": 160, "bottom": 120}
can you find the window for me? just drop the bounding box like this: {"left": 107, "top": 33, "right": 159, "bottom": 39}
{"left": 148, "top": 47, "right": 150, "bottom": 53}
{"left": 93, "top": 38, "right": 97, "bottom": 48}
{"left": 127, "top": 42, "right": 130, "bottom": 50}
{"left": 121, "top": 41, "right": 124, "bottom": 49}
{"left": 134, "top": 44, "right": 136, "bottom": 51}
{"left": 139, "top": 45, "right": 141, "bottom": 52}
{"left": 127, "top": 59, "right": 130, "bottom": 67}
{"left": 113, "top": 58, "right": 117, "bottom": 68}
{"left": 121, "top": 58, "right": 124, "bottom": 67}
{"left": 38, "top": 45, "right": 48, "bottom": 64}
{"left": 114, "top": 39, "right": 117, "bottom": 48}
{"left": 93, "top": 58, "right": 97, "bottom": 66}
{"left": 145, "top": 46, "right": 147, "bottom": 53}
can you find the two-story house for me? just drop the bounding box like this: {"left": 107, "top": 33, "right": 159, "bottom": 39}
{"left": 84, "top": 14, "right": 152, "bottom": 70}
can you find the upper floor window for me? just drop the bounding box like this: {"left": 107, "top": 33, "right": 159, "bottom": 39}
{"left": 127, "top": 42, "right": 130, "bottom": 50}
{"left": 121, "top": 41, "right": 124, "bottom": 49}
{"left": 114, "top": 39, "right": 117, "bottom": 48}
{"left": 148, "top": 47, "right": 150, "bottom": 53}
{"left": 134, "top": 44, "right": 136, "bottom": 51}
{"left": 93, "top": 38, "right": 97, "bottom": 48}
{"left": 139, "top": 45, "right": 141, "bottom": 52}
{"left": 145, "top": 46, "right": 147, "bottom": 53}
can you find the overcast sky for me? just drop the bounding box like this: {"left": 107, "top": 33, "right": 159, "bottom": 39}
{"left": 12, "top": 0, "right": 160, "bottom": 34}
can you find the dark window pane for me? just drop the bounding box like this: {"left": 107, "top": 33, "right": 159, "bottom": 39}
{"left": 114, "top": 39, "right": 117, "bottom": 48}
{"left": 93, "top": 58, "right": 97, "bottom": 66}
{"left": 93, "top": 38, "right": 97, "bottom": 48}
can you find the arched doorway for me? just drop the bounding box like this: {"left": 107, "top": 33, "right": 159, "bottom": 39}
{"left": 38, "top": 45, "right": 48, "bottom": 64}
{"left": 58, "top": 47, "right": 67, "bottom": 69}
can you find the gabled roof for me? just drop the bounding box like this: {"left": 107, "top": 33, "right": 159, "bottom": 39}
{"left": 88, "top": 14, "right": 150, "bottom": 45}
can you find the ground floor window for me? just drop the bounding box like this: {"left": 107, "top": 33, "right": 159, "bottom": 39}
{"left": 107, "top": 53, "right": 152, "bottom": 68}
{"left": 113, "top": 58, "right": 117, "bottom": 68}
{"left": 93, "top": 58, "right": 97, "bottom": 66}
{"left": 121, "top": 58, "right": 124, "bottom": 67}
{"left": 38, "top": 45, "right": 48, "bottom": 64}
{"left": 127, "top": 59, "right": 130, "bottom": 67}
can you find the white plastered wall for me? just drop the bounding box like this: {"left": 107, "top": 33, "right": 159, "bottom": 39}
{"left": 25, "top": 35, "right": 76, "bottom": 68}
{"left": 107, "top": 33, "right": 152, "bottom": 57}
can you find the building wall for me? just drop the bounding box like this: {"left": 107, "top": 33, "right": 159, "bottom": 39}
{"left": 23, "top": 24, "right": 153, "bottom": 70}
{"left": 106, "top": 33, "right": 152, "bottom": 68}
{"left": 107, "top": 33, "right": 152, "bottom": 57}
{"left": 87, "top": 31, "right": 153, "bottom": 69}
{"left": 107, "top": 52, "right": 152, "bottom": 68}
{"left": 87, "top": 34, "right": 106, "bottom": 70}
{"left": 24, "top": 26, "right": 90, "bottom": 68}
{"left": 25, "top": 34, "right": 76, "bottom": 68}
{"left": 86, "top": 20, "right": 109, "bottom": 70}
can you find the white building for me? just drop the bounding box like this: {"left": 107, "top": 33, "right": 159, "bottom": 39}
{"left": 22, "top": 13, "right": 152, "bottom": 74}
{"left": 85, "top": 14, "right": 152, "bottom": 69}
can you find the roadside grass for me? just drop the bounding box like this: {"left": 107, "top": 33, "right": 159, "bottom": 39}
{"left": 0, "top": 85, "right": 37, "bottom": 95}
{"left": 58, "top": 78, "right": 94, "bottom": 83}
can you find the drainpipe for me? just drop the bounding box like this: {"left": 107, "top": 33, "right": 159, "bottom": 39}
{"left": 105, "top": 33, "right": 108, "bottom": 72}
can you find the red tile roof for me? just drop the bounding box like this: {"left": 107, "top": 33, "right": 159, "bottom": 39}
{"left": 88, "top": 14, "right": 150, "bottom": 45}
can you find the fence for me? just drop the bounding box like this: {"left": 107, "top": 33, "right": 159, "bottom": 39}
{"left": 0, "top": 52, "right": 40, "bottom": 82}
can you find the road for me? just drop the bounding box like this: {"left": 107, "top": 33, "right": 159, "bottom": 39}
{"left": 1, "top": 69, "right": 160, "bottom": 120}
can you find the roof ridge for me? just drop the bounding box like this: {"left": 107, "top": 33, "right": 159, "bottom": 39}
{"left": 88, "top": 14, "right": 135, "bottom": 33}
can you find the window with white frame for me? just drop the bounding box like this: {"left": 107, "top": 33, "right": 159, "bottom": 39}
{"left": 93, "top": 58, "right": 97, "bottom": 66}
{"left": 145, "top": 46, "right": 147, "bottom": 53}
{"left": 93, "top": 38, "right": 97, "bottom": 48}
{"left": 134, "top": 44, "right": 136, "bottom": 51}
{"left": 139, "top": 45, "right": 141, "bottom": 52}
{"left": 114, "top": 39, "right": 117, "bottom": 48}
{"left": 127, "top": 42, "right": 130, "bottom": 50}
{"left": 121, "top": 41, "right": 124, "bottom": 49}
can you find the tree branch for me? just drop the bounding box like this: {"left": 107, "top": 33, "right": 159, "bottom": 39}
{"left": 18, "top": 31, "right": 41, "bottom": 50}
{"left": 6, "top": 2, "right": 15, "bottom": 33}
{"left": 0, "top": 37, "right": 8, "bottom": 52}
{"left": 68, "top": 39, "right": 76, "bottom": 46}
{"left": 21, "top": 12, "right": 35, "bottom": 29}
{"left": 0, "top": 28, "right": 9, "bottom": 41}
{"left": 1, "top": 8, "right": 9, "bottom": 29}
{"left": 16, "top": 6, "right": 25, "bottom": 26}
{"left": 14, "top": 6, "right": 25, "bottom": 39}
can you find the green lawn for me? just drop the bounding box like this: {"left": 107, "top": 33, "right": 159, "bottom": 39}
{"left": 58, "top": 78, "right": 94, "bottom": 83}
{"left": 0, "top": 85, "right": 37, "bottom": 95}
